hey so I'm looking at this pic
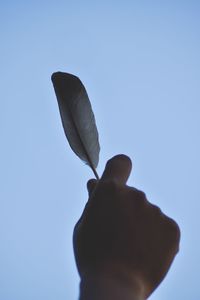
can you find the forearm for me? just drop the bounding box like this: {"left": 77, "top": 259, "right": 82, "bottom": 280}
{"left": 79, "top": 275, "right": 145, "bottom": 300}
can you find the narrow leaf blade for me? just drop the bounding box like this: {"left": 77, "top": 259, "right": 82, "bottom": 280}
{"left": 51, "top": 72, "right": 100, "bottom": 179}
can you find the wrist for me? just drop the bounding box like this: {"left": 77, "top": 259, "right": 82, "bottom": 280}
{"left": 79, "top": 272, "right": 146, "bottom": 300}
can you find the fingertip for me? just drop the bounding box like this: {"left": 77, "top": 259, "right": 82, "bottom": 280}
{"left": 87, "top": 179, "right": 97, "bottom": 195}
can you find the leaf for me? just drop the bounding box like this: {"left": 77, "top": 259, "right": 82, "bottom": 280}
{"left": 51, "top": 72, "right": 100, "bottom": 179}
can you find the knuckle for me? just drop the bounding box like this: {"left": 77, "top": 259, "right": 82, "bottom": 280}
{"left": 164, "top": 216, "right": 181, "bottom": 243}
{"left": 151, "top": 204, "right": 162, "bottom": 216}
{"left": 128, "top": 187, "right": 148, "bottom": 208}
{"left": 129, "top": 187, "right": 146, "bottom": 199}
{"left": 138, "top": 190, "right": 147, "bottom": 200}
{"left": 169, "top": 218, "right": 181, "bottom": 239}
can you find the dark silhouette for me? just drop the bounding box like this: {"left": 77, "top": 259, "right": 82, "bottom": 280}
{"left": 73, "top": 155, "right": 180, "bottom": 299}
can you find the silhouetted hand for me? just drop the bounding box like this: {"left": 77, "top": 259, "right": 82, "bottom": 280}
{"left": 73, "top": 155, "right": 180, "bottom": 300}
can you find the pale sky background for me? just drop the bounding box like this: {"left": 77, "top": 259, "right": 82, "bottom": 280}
{"left": 0, "top": 1, "right": 200, "bottom": 299}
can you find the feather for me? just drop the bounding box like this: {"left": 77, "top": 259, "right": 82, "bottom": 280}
{"left": 51, "top": 71, "right": 100, "bottom": 179}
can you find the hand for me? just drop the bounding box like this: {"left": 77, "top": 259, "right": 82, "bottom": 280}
{"left": 73, "top": 155, "right": 180, "bottom": 299}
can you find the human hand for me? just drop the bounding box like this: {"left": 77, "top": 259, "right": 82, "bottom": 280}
{"left": 73, "top": 155, "right": 180, "bottom": 299}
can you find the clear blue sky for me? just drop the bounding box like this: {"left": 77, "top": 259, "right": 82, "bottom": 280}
{"left": 1, "top": 1, "right": 200, "bottom": 299}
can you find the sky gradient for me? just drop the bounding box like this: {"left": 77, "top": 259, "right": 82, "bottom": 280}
{"left": 1, "top": 1, "right": 200, "bottom": 299}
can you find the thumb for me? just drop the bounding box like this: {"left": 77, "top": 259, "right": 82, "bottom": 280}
{"left": 101, "top": 154, "right": 132, "bottom": 185}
